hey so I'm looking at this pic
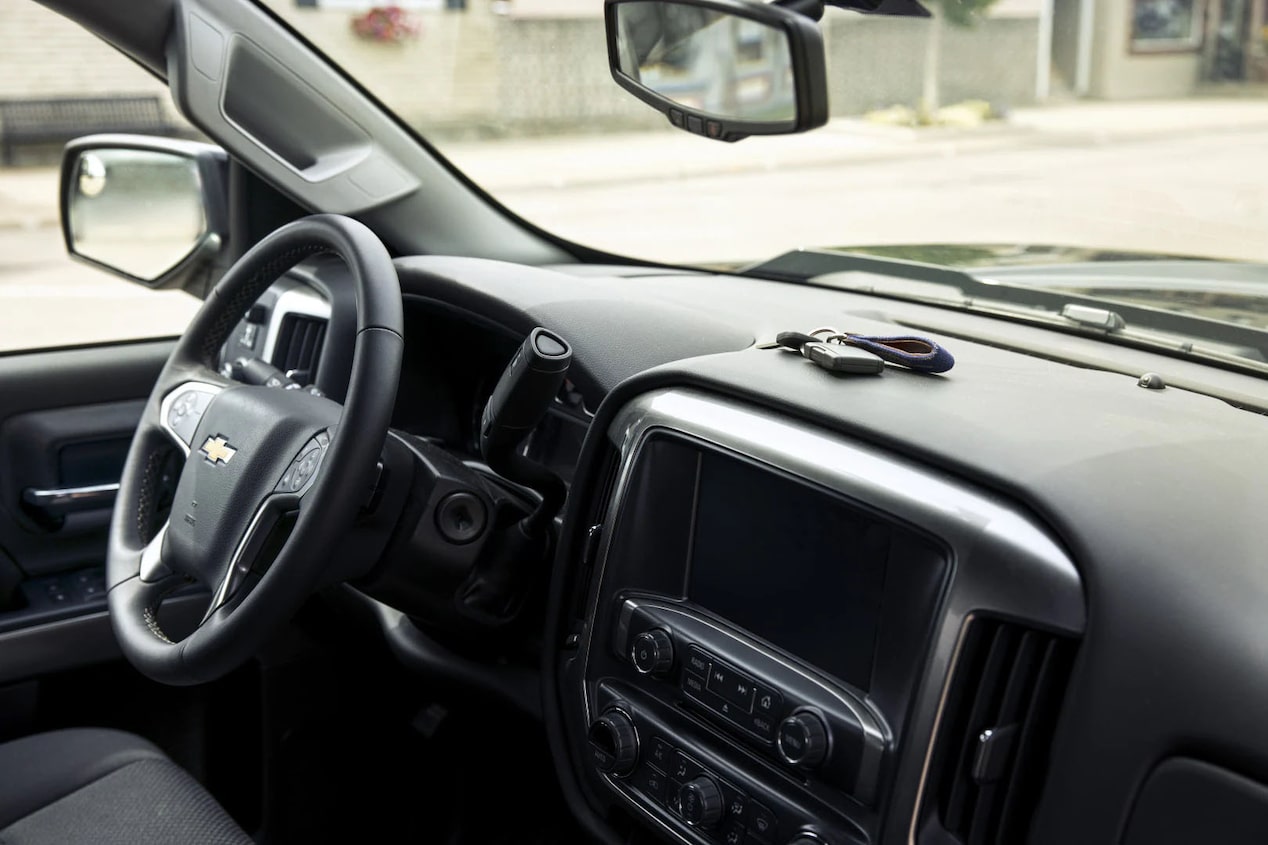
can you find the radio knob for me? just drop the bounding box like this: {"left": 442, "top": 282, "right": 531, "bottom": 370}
{"left": 630, "top": 628, "right": 674, "bottom": 676}
{"left": 777, "top": 711, "right": 830, "bottom": 768}
{"left": 587, "top": 709, "right": 639, "bottom": 776}
{"left": 678, "top": 776, "right": 724, "bottom": 828}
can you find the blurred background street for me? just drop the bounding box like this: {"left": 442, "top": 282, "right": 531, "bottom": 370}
{"left": 4, "top": 0, "right": 1268, "bottom": 350}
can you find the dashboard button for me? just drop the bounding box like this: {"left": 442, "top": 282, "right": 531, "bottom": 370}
{"left": 648, "top": 736, "right": 673, "bottom": 771}
{"left": 666, "top": 779, "right": 683, "bottom": 816}
{"left": 744, "top": 801, "right": 778, "bottom": 843}
{"left": 754, "top": 687, "right": 783, "bottom": 717}
{"left": 670, "top": 751, "right": 699, "bottom": 782}
{"left": 745, "top": 712, "right": 778, "bottom": 741}
{"left": 632, "top": 765, "right": 667, "bottom": 803}
{"left": 682, "top": 672, "right": 706, "bottom": 697}
{"left": 707, "top": 663, "right": 757, "bottom": 712}
{"left": 721, "top": 821, "right": 745, "bottom": 845}
{"left": 685, "top": 646, "right": 712, "bottom": 676}
{"left": 719, "top": 781, "right": 746, "bottom": 824}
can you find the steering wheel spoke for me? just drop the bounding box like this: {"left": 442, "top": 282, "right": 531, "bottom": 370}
{"left": 202, "top": 496, "right": 294, "bottom": 622}
{"left": 202, "top": 428, "right": 332, "bottom": 620}
{"left": 139, "top": 521, "right": 173, "bottom": 583}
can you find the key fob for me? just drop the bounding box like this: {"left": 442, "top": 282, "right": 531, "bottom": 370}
{"left": 803, "top": 341, "right": 884, "bottom": 374}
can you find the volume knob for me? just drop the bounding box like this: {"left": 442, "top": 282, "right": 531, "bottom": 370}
{"left": 587, "top": 709, "right": 639, "bottom": 776}
{"left": 630, "top": 628, "right": 674, "bottom": 676}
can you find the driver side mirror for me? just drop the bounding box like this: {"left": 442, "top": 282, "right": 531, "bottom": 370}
{"left": 605, "top": 0, "right": 828, "bottom": 141}
{"left": 60, "top": 135, "right": 230, "bottom": 295}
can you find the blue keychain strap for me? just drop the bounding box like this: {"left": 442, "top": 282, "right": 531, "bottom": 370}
{"left": 814, "top": 330, "right": 955, "bottom": 373}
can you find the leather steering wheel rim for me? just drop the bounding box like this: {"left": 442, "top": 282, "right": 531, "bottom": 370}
{"left": 107, "top": 214, "right": 403, "bottom": 686}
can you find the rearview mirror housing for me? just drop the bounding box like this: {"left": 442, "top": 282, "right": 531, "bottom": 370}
{"left": 605, "top": 0, "right": 828, "bottom": 141}
{"left": 60, "top": 134, "right": 230, "bottom": 295}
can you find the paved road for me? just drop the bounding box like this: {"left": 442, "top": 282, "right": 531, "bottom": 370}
{"left": 3, "top": 120, "right": 1267, "bottom": 350}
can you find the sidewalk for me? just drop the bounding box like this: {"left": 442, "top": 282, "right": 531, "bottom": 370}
{"left": 444, "top": 97, "right": 1268, "bottom": 191}
{"left": 5, "top": 97, "right": 1268, "bottom": 229}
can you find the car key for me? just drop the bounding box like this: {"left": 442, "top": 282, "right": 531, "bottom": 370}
{"left": 802, "top": 341, "right": 885, "bottom": 374}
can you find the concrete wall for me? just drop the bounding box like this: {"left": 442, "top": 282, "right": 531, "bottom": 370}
{"left": 0, "top": 1, "right": 187, "bottom": 125}
{"left": 823, "top": 15, "right": 1041, "bottom": 114}
{"left": 3, "top": 0, "right": 1040, "bottom": 141}
{"left": 493, "top": 18, "right": 662, "bottom": 133}
{"left": 1088, "top": 0, "right": 1201, "bottom": 98}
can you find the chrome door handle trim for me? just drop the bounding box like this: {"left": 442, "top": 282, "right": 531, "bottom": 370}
{"left": 21, "top": 483, "right": 120, "bottom": 517}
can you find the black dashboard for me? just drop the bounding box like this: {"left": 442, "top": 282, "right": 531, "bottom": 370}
{"left": 241, "top": 253, "right": 1268, "bottom": 845}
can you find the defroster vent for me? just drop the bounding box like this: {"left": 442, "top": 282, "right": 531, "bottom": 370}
{"left": 272, "top": 314, "right": 326, "bottom": 384}
{"left": 926, "top": 618, "right": 1076, "bottom": 844}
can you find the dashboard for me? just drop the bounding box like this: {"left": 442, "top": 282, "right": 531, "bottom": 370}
{"left": 235, "top": 253, "right": 1268, "bottom": 845}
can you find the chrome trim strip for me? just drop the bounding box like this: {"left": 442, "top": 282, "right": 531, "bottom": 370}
{"left": 906, "top": 612, "right": 975, "bottom": 845}
{"left": 21, "top": 482, "right": 118, "bottom": 516}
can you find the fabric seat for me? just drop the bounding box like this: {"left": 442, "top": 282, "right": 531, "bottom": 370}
{"left": 0, "top": 727, "right": 251, "bottom": 845}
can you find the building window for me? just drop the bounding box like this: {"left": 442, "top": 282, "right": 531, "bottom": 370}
{"left": 1130, "top": 0, "right": 1204, "bottom": 52}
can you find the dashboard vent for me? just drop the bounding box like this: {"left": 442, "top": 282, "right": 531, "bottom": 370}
{"left": 929, "top": 618, "right": 1076, "bottom": 844}
{"left": 272, "top": 314, "right": 326, "bottom": 383}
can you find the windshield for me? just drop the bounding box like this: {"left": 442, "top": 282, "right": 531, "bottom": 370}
{"left": 263, "top": 0, "right": 1268, "bottom": 270}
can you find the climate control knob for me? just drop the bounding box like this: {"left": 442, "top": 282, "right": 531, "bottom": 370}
{"left": 777, "top": 710, "right": 830, "bottom": 768}
{"left": 678, "top": 776, "right": 724, "bottom": 828}
{"left": 630, "top": 628, "right": 674, "bottom": 676}
{"left": 587, "top": 709, "right": 639, "bottom": 776}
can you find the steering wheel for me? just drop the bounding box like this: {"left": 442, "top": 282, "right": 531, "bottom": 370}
{"left": 107, "top": 214, "right": 403, "bottom": 686}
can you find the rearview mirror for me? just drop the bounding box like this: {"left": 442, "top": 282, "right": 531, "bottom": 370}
{"left": 606, "top": 0, "right": 828, "bottom": 141}
{"left": 61, "top": 135, "right": 229, "bottom": 293}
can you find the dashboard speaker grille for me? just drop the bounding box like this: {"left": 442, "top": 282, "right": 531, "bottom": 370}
{"left": 930, "top": 618, "right": 1076, "bottom": 844}
{"left": 272, "top": 314, "right": 327, "bottom": 383}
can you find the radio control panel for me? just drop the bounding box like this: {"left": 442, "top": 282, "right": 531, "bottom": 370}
{"left": 610, "top": 598, "right": 889, "bottom": 806}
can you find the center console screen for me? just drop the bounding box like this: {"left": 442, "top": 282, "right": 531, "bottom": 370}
{"left": 687, "top": 450, "right": 889, "bottom": 690}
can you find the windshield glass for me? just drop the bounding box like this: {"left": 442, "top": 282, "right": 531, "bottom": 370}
{"left": 262, "top": 0, "right": 1268, "bottom": 268}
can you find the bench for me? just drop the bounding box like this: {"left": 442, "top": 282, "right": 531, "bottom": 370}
{"left": 0, "top": 95, "right": 181, "bottom": 165}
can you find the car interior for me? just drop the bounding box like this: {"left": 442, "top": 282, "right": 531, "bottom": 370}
{"left": 1, "top": 0, "right": 1267, "bottom": 844}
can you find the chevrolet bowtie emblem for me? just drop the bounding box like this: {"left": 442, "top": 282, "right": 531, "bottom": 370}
{"left": 199, "top": 435, "right": 237, "bottom": 466}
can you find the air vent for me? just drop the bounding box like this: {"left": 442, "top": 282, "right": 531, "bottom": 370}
{"left": 271, "top": 314, "right": 326, "bottom": 383}
{"left": 928, "top": 618, "right": 1076, "bottom": 844}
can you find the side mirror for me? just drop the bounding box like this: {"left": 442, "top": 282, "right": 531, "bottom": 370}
{"left": 605, "top": 0, "right": 828, "bottom": 141}
{"left": 61, "top": 135, "right": 229, "bottom": 293}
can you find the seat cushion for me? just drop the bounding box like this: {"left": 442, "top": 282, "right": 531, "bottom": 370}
{"left": 0, "top": 728, "right": 251, "bottom": 845}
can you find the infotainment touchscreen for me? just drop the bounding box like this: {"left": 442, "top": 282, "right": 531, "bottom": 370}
{"left": 687, "top": 450, "right": 889, "bottom": 690}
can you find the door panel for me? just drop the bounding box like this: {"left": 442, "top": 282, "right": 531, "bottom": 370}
{"left": 0, "top": 340, "right": 171, "bottom": 635}
{"left": 4, "top": 399, "right": 142, "bottom": 572}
